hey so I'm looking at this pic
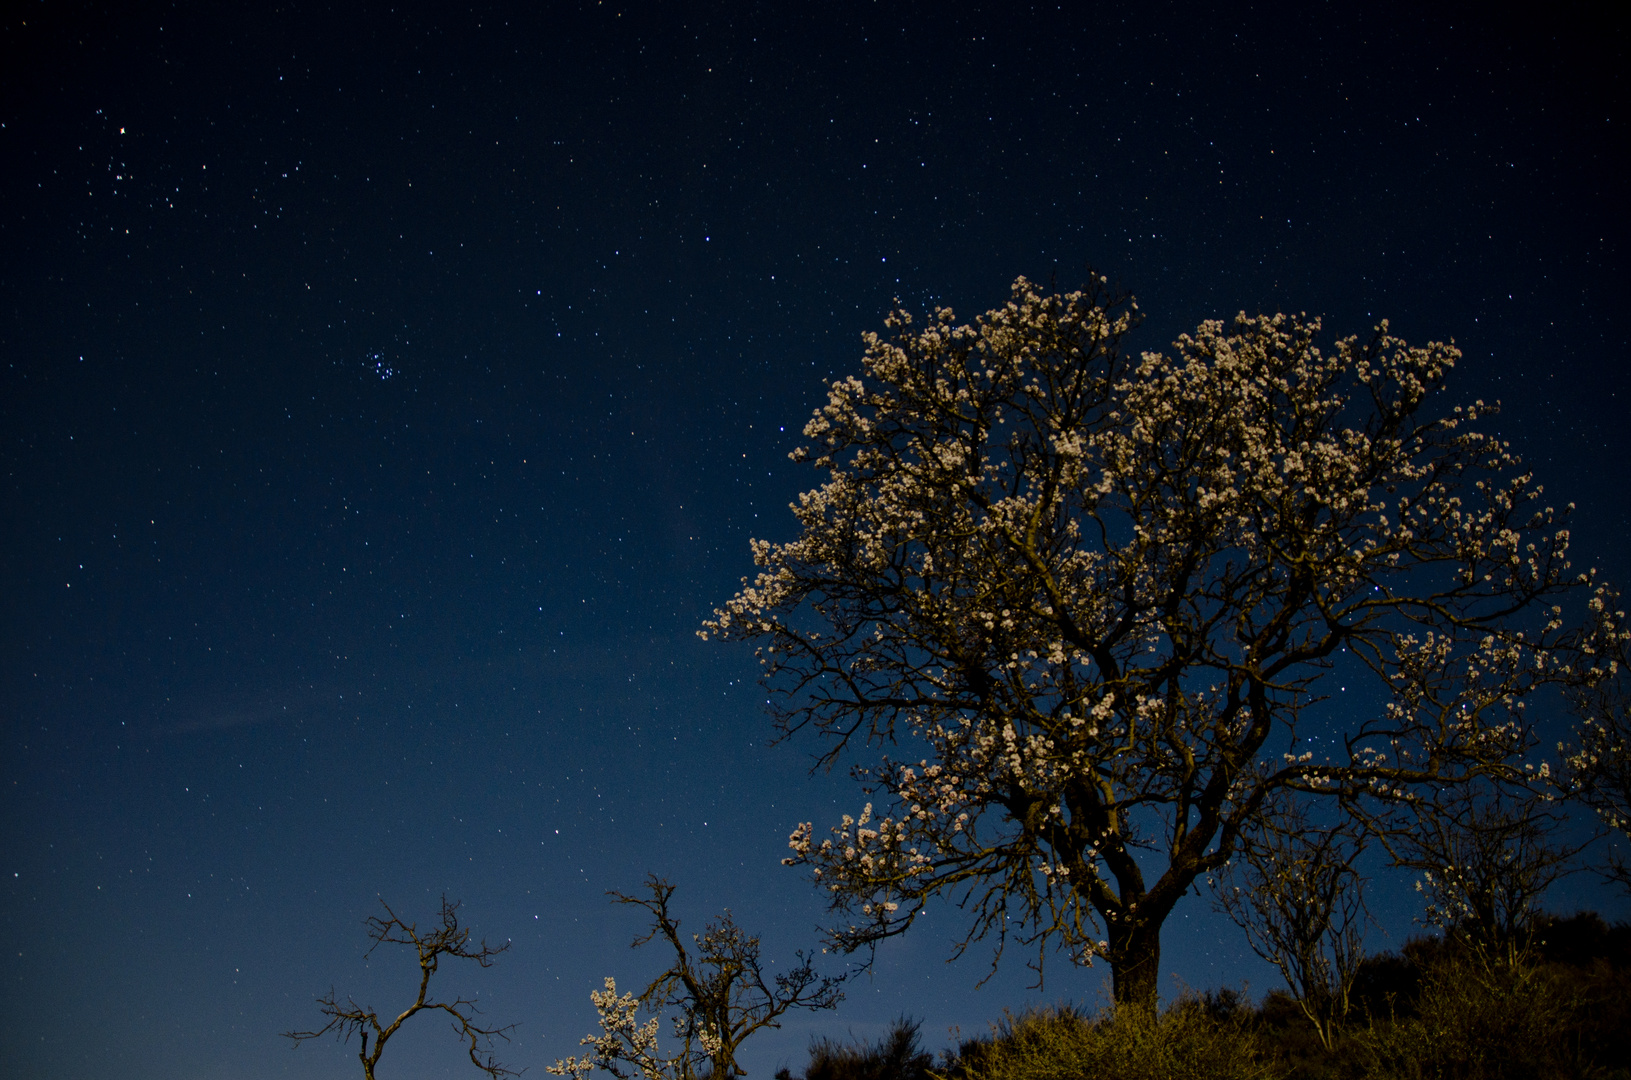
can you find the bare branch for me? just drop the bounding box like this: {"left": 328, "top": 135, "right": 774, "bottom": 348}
{"left": 285, "top": 896, "right": 520, "bottom": 1080}
{"left": 1213, "top": 797, "right": 1368, "bottom": 1050}
{"left": 1376, "top": 785, "right": 1590, "bottom": 958}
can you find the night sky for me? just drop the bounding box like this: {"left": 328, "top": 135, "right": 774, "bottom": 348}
{"left": 3, "top": 3, "right": 1628, "bottom": 1078}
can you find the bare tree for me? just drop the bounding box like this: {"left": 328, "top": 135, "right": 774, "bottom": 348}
{"left": 1214, "top": 798, "right": 1367, "bottom": 1050}
{"left": 285, "top": 896, "right": 519, "bottom": 1079}
{"left": 703, "top": 275, "right": 1621, "bottom": 1009}
{"left": 550, "top": 876, "right": 845, "bottom": 1080}
{"left": 1379, "top": 785, "right": 1588, "bottom": 959}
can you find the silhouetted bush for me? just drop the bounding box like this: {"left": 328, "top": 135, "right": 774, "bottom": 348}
{"left": 1357, "top": 944, "right": 1582, "bottom": 1080}
{"left": 778, "top": 1017, "right": 935, "bottom": 1080}
{"left": 1304, "top": 912, "right": 1630, "bottom": 1080}
{"left": 1533, "top": 910, "right": 1631, "bottom": 970}
{"left": 1530, "top": 912, "right": 1631, "bottom": 1078}
{"left": 1349, "top": 949, "right": 1424, "bottom": 1020}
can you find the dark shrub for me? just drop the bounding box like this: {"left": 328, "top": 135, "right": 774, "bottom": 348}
{"left": 1358, "top": 944, "right": 1583, "bottom": 1080}
{"left": 1350, "top": 950, "right": 1423, "bottom": 1020}
{"left": 779, "top": 1016, "right": 935, "bottom": 1080}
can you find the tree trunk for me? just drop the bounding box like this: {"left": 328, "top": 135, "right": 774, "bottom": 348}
{"left": 1106, "top": 915, "right": 1162, "bottom": 1012}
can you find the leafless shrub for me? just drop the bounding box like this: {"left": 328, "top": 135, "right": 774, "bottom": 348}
{"left": 1214, "top": 799, "right": 1367, "bottom": 1050}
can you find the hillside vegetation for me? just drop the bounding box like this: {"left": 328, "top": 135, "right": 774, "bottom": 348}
{"left": 774, "top": 912, "right": 1631, "bottom": 1080}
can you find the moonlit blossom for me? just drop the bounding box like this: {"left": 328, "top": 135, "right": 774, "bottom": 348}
{"left": 705, "top": 276, "right": 1621, "bottom": 1008}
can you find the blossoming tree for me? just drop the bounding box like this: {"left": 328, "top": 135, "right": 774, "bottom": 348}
{"left": 549, "top": 877, "right": 844, "bottom": 1080}
{"left": 703, "top": 275, "right": 1621, "bottom": 1009}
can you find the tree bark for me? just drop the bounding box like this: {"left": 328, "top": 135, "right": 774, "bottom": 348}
{"left": 1106, "top": 914, "right": 1162, "bottom": 1012}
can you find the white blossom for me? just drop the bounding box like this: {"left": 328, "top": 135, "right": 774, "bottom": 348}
{"left": 703, "top": 276, "right": 1611, "bottom": 1005}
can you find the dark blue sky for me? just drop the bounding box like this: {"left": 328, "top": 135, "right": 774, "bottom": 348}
{"left": 3, "top": 2, "right": 1628, "bottom": 1077}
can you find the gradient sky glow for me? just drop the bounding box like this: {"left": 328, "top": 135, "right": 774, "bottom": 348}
{"left": 3, "top": 3, "right": 1628, "bottom": 1078}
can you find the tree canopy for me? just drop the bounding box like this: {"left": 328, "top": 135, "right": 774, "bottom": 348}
{"left": 704, "top": 276, "right": 1622, "bottom": 1008}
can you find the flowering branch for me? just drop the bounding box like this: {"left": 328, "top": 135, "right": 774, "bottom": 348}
{"left": 704, "top": 274, "right": 1617, "bottom": 1008}
{"left": 549, "top": 877, "right": 844, "bottom": 1080}
{"left": 1563, "top": 604, "right": 1631, "bottom": 890}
